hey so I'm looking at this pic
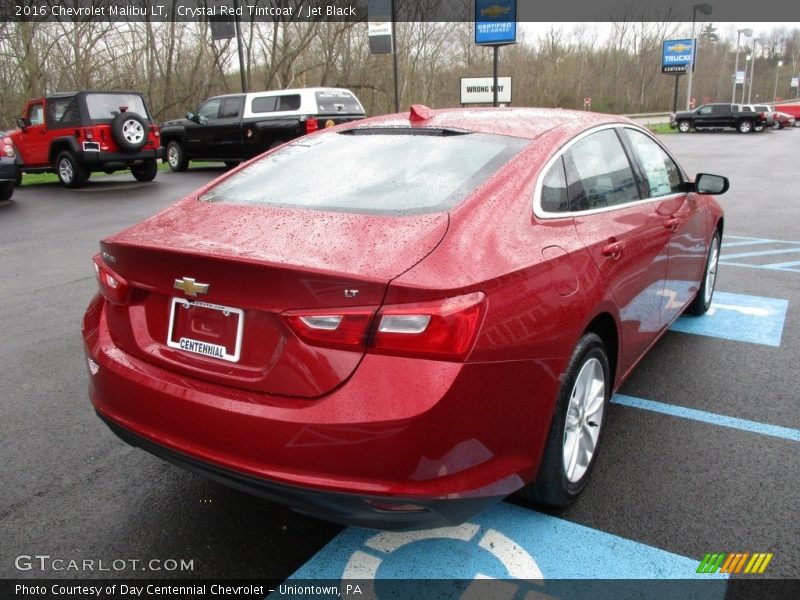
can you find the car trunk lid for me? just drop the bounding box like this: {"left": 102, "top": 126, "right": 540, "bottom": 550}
{"left": 99, "top": 199, "right": 448, "bottom": 398}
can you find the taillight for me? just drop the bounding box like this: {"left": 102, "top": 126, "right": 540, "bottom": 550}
{"left": 371, "top": 292, "right": 486, "bottom": 360}
{"left": 282, "top": 291, "right": 487, "bottom": 361}
{"left": 92, "top": 254, "right": 130, "bottom": 304}
{"left": 283, "top": 307, "right": 376, "bottom": 351}
{"left": 2, "top": 137, "right": 14, "bottom": 158}
{"left": 305, "top": 117, "right": 319, "bottom": 134}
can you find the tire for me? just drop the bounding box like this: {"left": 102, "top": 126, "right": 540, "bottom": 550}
{"left": 754, "top": 124, "right": 765, "bottom": 132}
{"left": 14, "top": 169, "right": 22, "bottom": 187}
{"left": 0, "top": 180, "right": 12, "bottom": 201}
{"left": 519, "top": 332, "right": 610, "bottom": 507}
{"left": 772, "top": 121, "right": 782, "bottom": 130}
{"left": 131, "top": 159, "right": 158, "bottom": 182}
{"left": 686, "top": 231, "right": 721, "bottom": 316}
{"left": 111, "top": 112, "right": 148, "bottom": 152}
{"left": 55, "top": 151, "right": 88, "bottom": 188}
{"left": 677, "top": 120, "right": 692, "bottom": 133}
{"left": 166, "top": 140, "right": 189, "bottom": 171}
{"left": 738, "top": 120, "right": 753, "bottom": 133}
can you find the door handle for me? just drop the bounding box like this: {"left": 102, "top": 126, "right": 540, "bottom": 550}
{"left": 601, "top": 241, "right": 624, "bottom": 260}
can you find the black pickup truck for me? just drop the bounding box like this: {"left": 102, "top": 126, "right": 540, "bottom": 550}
{"left": 670, "top": 103, "right": 768, "bottom": 133}
{"left": 160, "top": 87, "right": 365, "bottom": 170}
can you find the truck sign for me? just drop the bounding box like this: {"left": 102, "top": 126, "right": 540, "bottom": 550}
{"left": 662, "top": 39, "right": 694, "bottom": 74}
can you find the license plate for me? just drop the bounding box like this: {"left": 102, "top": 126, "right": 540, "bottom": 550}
{"left": 166, "top": 298, "right": 244, "bottom": 363}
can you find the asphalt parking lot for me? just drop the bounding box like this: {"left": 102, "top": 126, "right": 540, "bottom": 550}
{"left": 1, "top": 130, "right": 798, "bottom": 597}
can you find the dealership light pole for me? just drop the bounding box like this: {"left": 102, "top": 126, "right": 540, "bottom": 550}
{"left": 731, "top": 28, "right": 752, "bottom": 103}
{"left": 742, "top": 53, "right": 751, "bottom": 103}
{"left": 686, "top": 3, "right": 712, "bottom": 111}
{"left": 747, "top": 38, "right": 764, "bottom": 104}
{"left": 773, "top": 60, "right": 784, "bottom": 102}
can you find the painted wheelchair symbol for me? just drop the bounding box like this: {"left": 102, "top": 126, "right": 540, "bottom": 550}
{"left": 341, "top": 522, "right": 552, "bottom": 599}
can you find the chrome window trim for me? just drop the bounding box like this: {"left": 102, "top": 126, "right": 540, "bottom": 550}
{"left": 533, "top": 123, "right": 689, "bottom": 220}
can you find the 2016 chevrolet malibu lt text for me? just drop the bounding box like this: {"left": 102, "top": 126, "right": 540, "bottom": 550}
{"left": 82, "top": 106, "right": 728, "bottom": 530}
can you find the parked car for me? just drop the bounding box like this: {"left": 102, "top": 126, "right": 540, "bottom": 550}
{"left": 670, "top": 103, "right": 767, "bottom": 133}
{"left": 770, "top": 111, "right": 796, "bottom": 129}
{"left": 0, "top": 137, "right": 17, "bottom": 201}
{"left": 83, "top": 106, "right": 728, "bottom": 530}
{"left": 160, "top": 87, "right": 365, "bottom": 171}
{"left": 771, "top": 103, "right": 800, "bottom": 124}
{"left": 10, "top": 91, "right": 161, "bottom": 188}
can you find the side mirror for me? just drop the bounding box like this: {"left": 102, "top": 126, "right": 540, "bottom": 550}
{"left": 16, "top": 117, "right": 30, "bottom": 129}
{"left": 186, "top": 112, "right": 196, "bottom": 122}
{"left": 693, "top": 173, "right": 729, "bottom": 195}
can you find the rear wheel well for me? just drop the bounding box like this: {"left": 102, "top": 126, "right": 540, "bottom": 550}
{"left": 49, "top": 142, "right": 73, "bottom": 165}
{"left": 583, "top": 313, "right": 618, "bottom": 391}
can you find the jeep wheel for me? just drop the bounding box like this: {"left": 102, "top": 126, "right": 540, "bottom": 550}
{"left": 112, "top": 112, "right": 149, "bottom": 152}
{"left": 166, "top": 141, "right": 188, "bottom": 172}
{"left": 677, "top": 120, "right": 691, "bottom": 133}
{"left": 55, "top": 151, "right": 88, "bottom": 188}
{"left": 131, "top": 159, "right": 158, "bottom": 182}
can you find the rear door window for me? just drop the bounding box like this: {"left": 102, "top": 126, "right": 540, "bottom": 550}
{"left": 564, "top": 129, "right": 639, "bottom": 211}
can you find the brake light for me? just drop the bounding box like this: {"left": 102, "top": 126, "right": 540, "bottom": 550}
{"left": 283, "top": 307, "right": 376, "bottom": 351}
{"left": 92, "top": 254, "right": 130, "bottom": 304}
{"left": 282, "top": 292, "right": 487, "bottom": 361}
{"left": 305, "top": 117, "right": 319, "bottom": 134}
{"left": 372, "top": 292, "right": 486, "bottom": 360}
{"left": 2, "top": 137, "right": 14, "bottom": 158}
{"left": 83, "top": 128, "right": 94, "bottom": 140}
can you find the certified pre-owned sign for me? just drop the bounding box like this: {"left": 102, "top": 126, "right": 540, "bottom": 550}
{"left": 662, "top": 38, "right": 695, "bottom": 73}
{"left": 460, "top": 77, "right": 512, "bottom": 105}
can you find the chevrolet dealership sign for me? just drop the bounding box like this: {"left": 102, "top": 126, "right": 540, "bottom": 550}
{"left": 662, "top": 39, "right": 695, "bottom": 74}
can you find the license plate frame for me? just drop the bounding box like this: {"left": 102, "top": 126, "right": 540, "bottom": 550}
{"left": 166, "top": 297, "right": 244, "bottom": 363}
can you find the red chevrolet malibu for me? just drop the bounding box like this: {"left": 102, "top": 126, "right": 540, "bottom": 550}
{"left": 83, "top": 106, "right": 727, "bottom": 529}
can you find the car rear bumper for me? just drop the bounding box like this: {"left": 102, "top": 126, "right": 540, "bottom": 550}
{"left": 82, "top": 148, "right": 162, "bottom": 165}
{"left": 82, "top": 294, "right": 564, "bottom": 529}
{"left": 0, "top": 157, "right": 17, "bottom": 181}
{"left": 101, "top": 414, "right": 500, "bottom": 530}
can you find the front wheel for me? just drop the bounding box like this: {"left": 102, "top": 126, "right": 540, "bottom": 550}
{"left": 519, "top": 332, "right": 610, "bottom": 507}
{"left": 677, "top": 120, "right": 692, "bottom": 133}
{"left": 55, "top": 151, "right": 88, "bottom": 188}
{"left": 771, "top": 121, "right": 782, "bottom": 130}
{"left": 166, "top": 140, "right": 189, "bottom": 172}
{"left": 738, "top": 120, "right": 753, "bottom": 133}
{"left": 131, "top": 159, "right": 158, "bottom": 182}
{"left": 686, "top": 231, "right": 721, "bottom": 315}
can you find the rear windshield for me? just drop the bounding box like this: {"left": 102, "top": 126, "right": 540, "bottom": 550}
{"left": 85, "top": 94, "right": 149, "bottom": 121}
{"left": 200, "top": 130, "right": 528, "bottom": 215}
{"left": 315, "top": 91, "right": 364, "bottom": 115}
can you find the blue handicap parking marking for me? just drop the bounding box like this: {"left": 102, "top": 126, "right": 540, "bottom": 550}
{"left": 670, "top": 291, "right": 788, "bottom": 346}
{"left": 613, "top": 394, "right": 800, "bottom": 442}
{"left": 719, "top": 235, "right": 800, "bottom": 273}
{"left": 285, "top": 503, "right": 726, "bottom": 597}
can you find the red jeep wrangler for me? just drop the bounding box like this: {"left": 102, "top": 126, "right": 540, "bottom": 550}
{"left": 11, "top": 91, "right": 161, "bottom": 188}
